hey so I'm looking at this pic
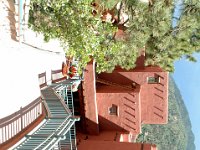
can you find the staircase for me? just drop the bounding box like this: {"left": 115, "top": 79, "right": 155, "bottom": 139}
{"left": 13, "top": 83, "right": 79, "bottom": 150}
{"left": 66, "top": 85, "right": 74, "bottom": 114}
{"left": 54, "top": 84, "right": 78, "bottom": 150}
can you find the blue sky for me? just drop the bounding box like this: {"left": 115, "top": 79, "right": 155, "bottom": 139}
{"left": 173, "top": 53, "right": 200, "bottom": 149}
{"left": 172, "top": 1, "right": 199, "bottom": 148}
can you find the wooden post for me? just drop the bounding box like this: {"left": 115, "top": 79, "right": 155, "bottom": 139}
{"left": 20, "top": 107, "right": 23, "bottom": 130}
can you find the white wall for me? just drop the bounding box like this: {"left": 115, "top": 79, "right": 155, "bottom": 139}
{"left": 0, "top": 41, "right": 65, "bottom": 118}
{"left": 0, "top": 0, "right": 66, "bottom": 119}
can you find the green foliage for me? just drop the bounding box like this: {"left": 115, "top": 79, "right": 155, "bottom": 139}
{"left": 124, "top": 0, "right": 200, "bottom": 72}
{"left": 136, "top": 76, "right": 195, "bottom": 150}
{"left": 29, "top": 0, "right": 200, "bottom": 73}
{"left": 99, "top": 0, "right": 120, "bottom": 9}
{"left": 28, "top": 0, "right": 138, "bottom": 73}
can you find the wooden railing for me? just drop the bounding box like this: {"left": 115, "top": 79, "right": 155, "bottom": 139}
{"left": 0, "top": 98, "right": 42, "bottom": 144}
{"left": 38, "top": 72, "right": 47, "bottom": 89}
{"left": 51, "top": 69, "right": 66, "bottom": 83}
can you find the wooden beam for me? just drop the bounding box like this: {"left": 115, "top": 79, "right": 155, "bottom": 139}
{"left": 96, "top": 78, "right": 134, "bottom": 90}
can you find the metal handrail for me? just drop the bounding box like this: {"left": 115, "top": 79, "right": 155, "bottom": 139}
{"left": 66, "top": 85, "right": 74, "bottom": 115}
{"left": 56, "top": 119, "right": 72, "bottom": 136}
{"left": 44, "top": 119, "right": 76, "bottom": 150}
{"left": 53, "top": 88, "right": 72, "bottom": 115}
{"left": 33, "top": 116, "right": 71, "bottom": 150}
{"left": 42, "top": 137, "right": 57, "bottom": 150}
{"left": 43, "top": 121, "right": 72, "bottom": 150}
{"left": 33, "top": 131, "right": 56, "bottom": 150}
{"left": 26, "top": 119, "right": 49, "bottom": 136}
{"left": 54, "top": 85, "right": 66, "bottom": 91}
{"left": 8, "top": 80, "right": 78, "bottom": 148}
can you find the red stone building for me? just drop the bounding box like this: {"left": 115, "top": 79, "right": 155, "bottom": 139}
{"left": 78, "top": 139, "right": 157, "bottom": 150}
{"left": 79, "top": 55, "right": 168, "bottom": 144}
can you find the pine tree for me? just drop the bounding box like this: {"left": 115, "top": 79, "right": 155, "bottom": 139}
{"left": 28, "top": 0, "right": 200, "bottom": 72}
{"left": 124, "top": 0, "right": 200, "bottom": 71}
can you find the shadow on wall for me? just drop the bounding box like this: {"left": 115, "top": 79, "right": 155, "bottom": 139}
{"left": 98, "top": 115, "right": 127, "bottom": 133}
{"left": 3, "top": 0, "right": 18, "bottom": 41}
{"left": 81, "top": 115, "right": 128, "bottom": 135}
{"left": 135, "top": 53, "right": 145, "bottom": 68}
{"left": 97, "top": 72, "right": 137, "bottom": 86}
{"left": 84, "top": 117, "right": 100, "bottom": 135}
